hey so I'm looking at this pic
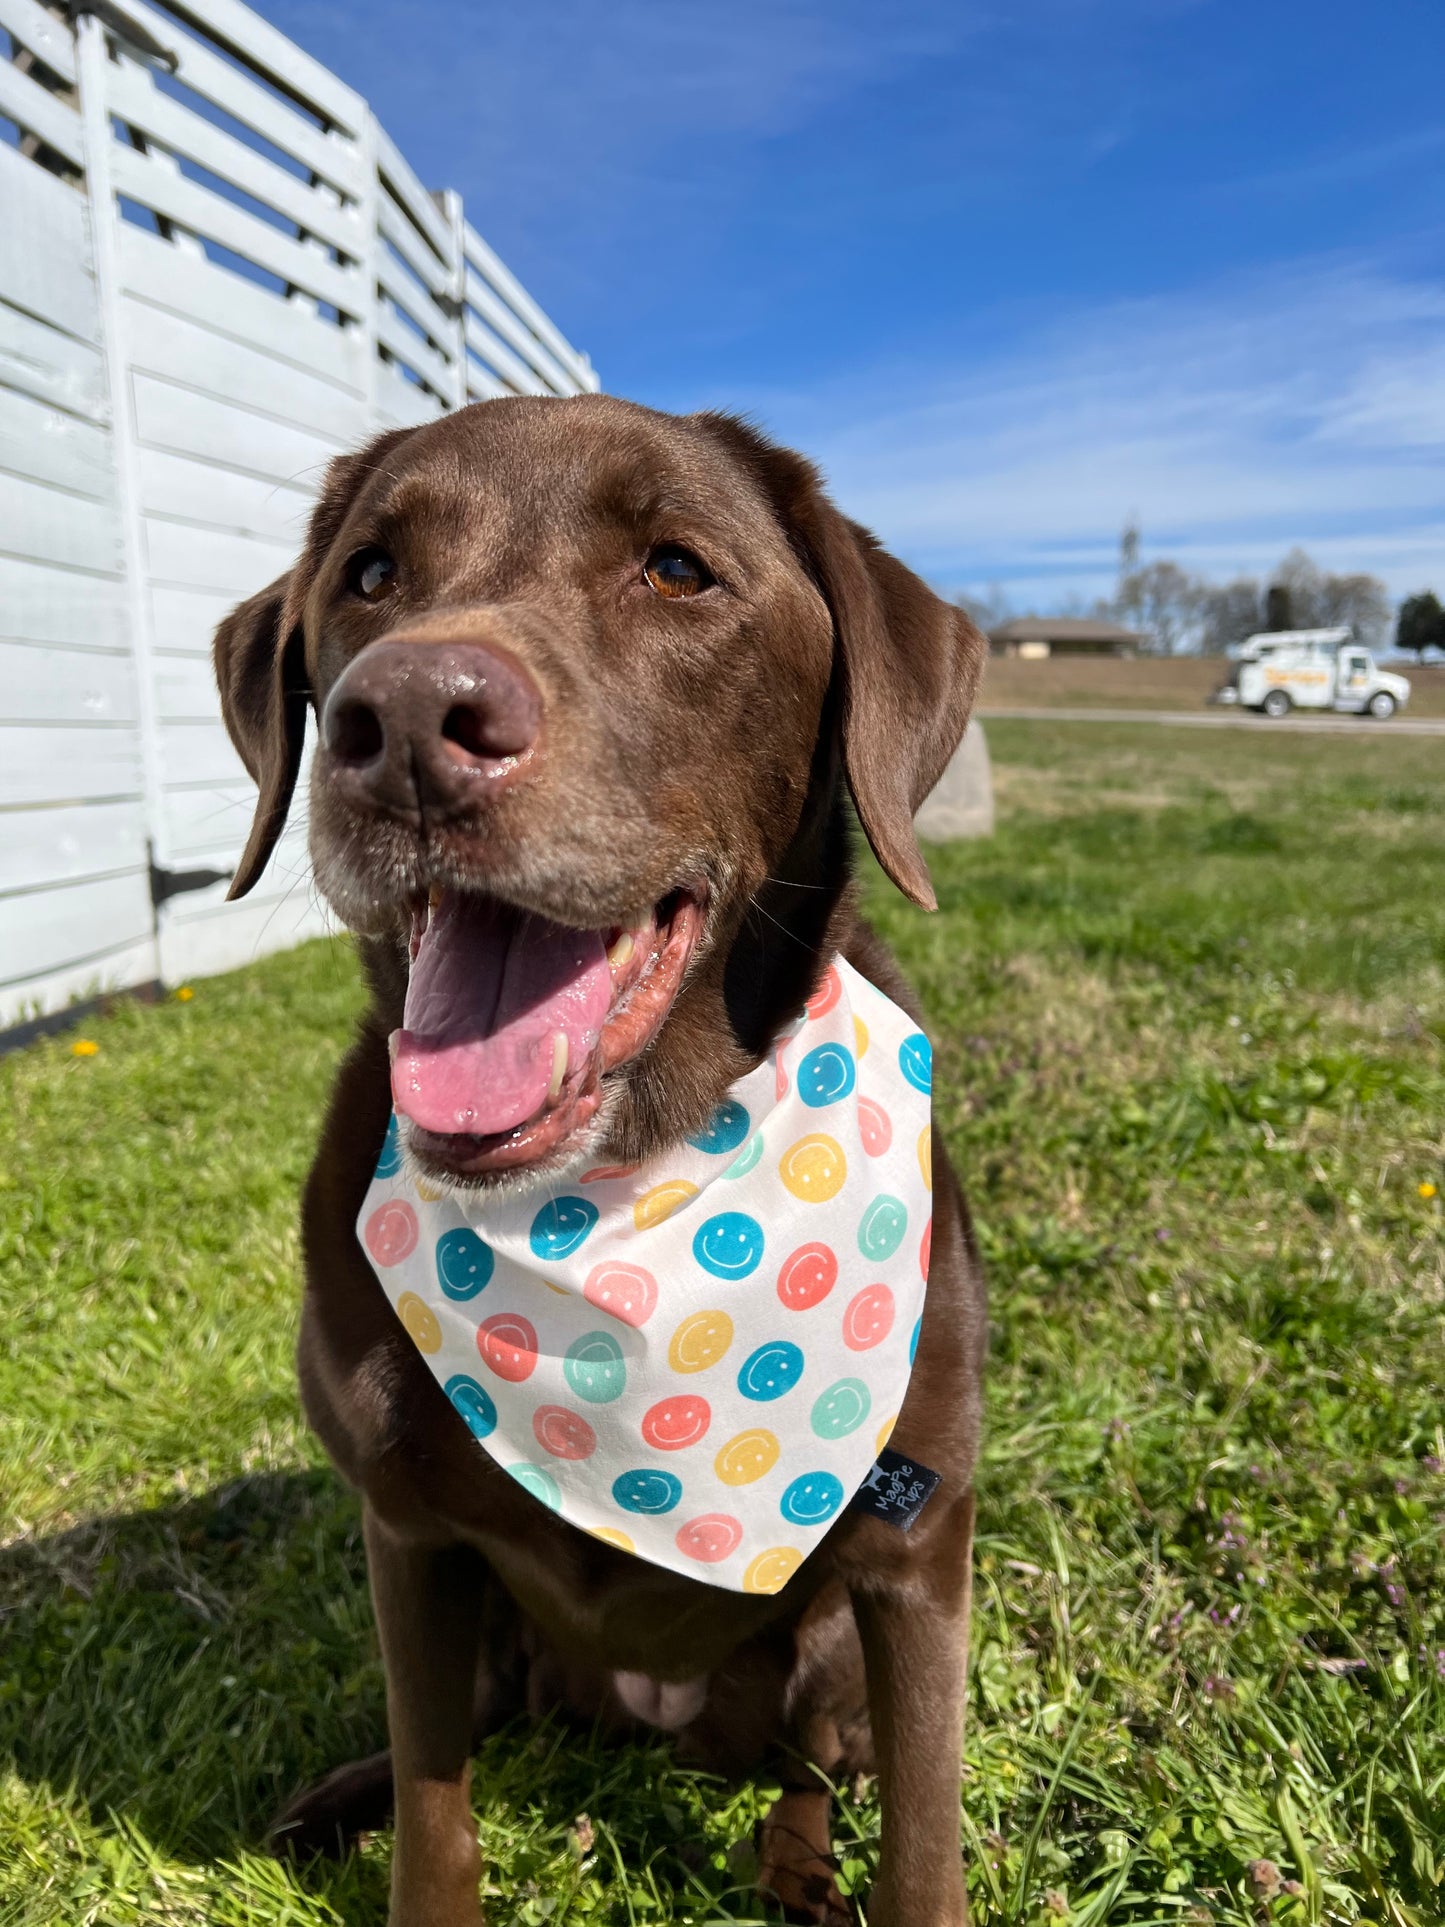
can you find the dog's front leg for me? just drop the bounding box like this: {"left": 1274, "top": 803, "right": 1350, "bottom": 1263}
{"left": 365, "top": 1507, "right": 487, "bottom": 1927}
{"left": 850, "top": 1487, "right": 976, "bottom": 1927}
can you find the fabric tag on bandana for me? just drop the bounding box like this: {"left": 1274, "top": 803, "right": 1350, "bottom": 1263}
{"left": 357, "top": 956, "right": 934, "bottom": 1596}
{"left": 849, "top": 1446, "right": 942, "bottom": 1531}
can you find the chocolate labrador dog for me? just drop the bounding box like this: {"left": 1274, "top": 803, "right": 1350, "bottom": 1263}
{"left": 214, "top": 396, "right": 987, "bottom": 1927}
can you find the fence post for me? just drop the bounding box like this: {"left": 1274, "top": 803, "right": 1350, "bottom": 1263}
{"left": 358, "top": 107, "right": 383, "bottom": 427}
{"left": 74, "top": 13, "right": 167, "bottom": 969}
{"left": 441, "top": 186, "right": 469, "bottom": 411}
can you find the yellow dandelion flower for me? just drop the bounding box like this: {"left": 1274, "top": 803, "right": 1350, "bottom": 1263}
{"left": 175, "top": 985, "right": 195, "bottom": 1002}
{"left": 1420, "top": 1182, "right": 1439, "bottom": 1201}
{"left": 71, "top": 1039, "right": 99, "bottom": 1057}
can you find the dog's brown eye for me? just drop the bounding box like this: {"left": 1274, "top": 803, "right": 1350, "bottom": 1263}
{"left": 643, "top": 544, "right": 714, "bottom": 599}
{"left": 347, "top": 548, "right": 397, "bottom": 601}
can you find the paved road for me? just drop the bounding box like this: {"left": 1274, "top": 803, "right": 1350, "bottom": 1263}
{"left": 978, "top": 705, "right": 1445, "bottom": 738}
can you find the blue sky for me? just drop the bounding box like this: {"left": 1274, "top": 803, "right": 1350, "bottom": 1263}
{"left": 270, "top": 0, "right": 1445, "bottom": 612}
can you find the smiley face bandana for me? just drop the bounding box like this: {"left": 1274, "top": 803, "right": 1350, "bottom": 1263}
{"left": 356, "top": 957, "right": 934, "bottom": 1595}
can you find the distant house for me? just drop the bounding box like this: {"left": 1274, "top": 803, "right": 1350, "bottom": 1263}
{"left": 988, "top": 617, "right": 1145, "bottom": 659}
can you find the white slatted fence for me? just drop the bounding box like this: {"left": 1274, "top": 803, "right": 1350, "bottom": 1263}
{"left": 0, "top": 0, "right": 598, "bottom": 1035}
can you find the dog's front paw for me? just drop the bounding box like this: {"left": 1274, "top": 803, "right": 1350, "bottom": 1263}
{"left": 269, "top": 1748, "right": 395, "bottom": 1861}
{"left": 758, "top": 1790, "right": 856, "bottom": 1927}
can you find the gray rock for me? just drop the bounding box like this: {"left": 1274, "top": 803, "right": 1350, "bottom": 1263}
{"left": 914, "top": 721, "right": 994, "bottom": 841}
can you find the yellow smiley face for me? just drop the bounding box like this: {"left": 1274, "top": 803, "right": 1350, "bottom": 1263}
{"left": 667, "top": 1309, "right": 734, "bottom": 1374}
{"left": 714, "top": 1428, "right": 781, "bottom": 1486}
{"left": 918, "top": 1127, "right": 932, "bottom": 1191}
{"left": 396, "top": 1291, "right": 442, "bottom": 1353}
{"left": 633, "top": 1178, "right": 699, "bottom": 1231}
{"left": 742, "top": 1546, "right": 804, "bottom": 1595}
{"left": 779, "top": 1134, "right": 847, "bottom": 1204}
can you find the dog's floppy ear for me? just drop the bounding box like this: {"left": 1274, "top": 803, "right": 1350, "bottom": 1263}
{"left": 698, "top": 415, "right": 985, "bottom": 909}
{"left": 213, "top": 426, "right": 418, "bottom": 899}
{"left": 214, "top": 573, "right": 308, "bottom": 900}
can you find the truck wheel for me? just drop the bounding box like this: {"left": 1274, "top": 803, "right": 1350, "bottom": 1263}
{"left": 1262, "top": 690, "right": 1291, "bottom": 719}
{"left": 1368, "top": 691, "right": 1396, "bottom": 719}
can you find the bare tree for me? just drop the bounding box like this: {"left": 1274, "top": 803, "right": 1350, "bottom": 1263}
{"left": 1197, "top": 577, "right": 1262, "bottom": 653}
{"left": 1316, "top": 573, "right": 1391, "bottom": 648}
{"left": 1116, "top": 558, "right": 1202, "bottom": 655}
{"left": 951, "top": 584, "right": 1012, "bottom": 632}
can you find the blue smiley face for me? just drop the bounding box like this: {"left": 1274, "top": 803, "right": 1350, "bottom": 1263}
{"left": 899, "top": 1032, "right": 932, "bottom": 1094}
{"left": 858, "top": 1195, "right": 908, "bottom": 1263}
{"left": 436, "top": 1227, "right": 494, "bottom": 1300}
{"left": 529, "top": 1195, "right": 599, "bottom": 1262}
{"left": 811, "top": 1377, "right": 872, "bottom": 1440}
{"left": 374, "top": 1114, "right": 402, "bottom": 1179}
{"left": 444, "top": 1373, "right": 497, "bottom": 1440}
{"left": 693, "top": 1211, "right": 765, "bottom": 1280}
{"left": 564, "top": 1330, "right": 627, "bottom": 1404}
{"left": 687, "top": 1100, "right": 752, "bottom": 1156}
{"left": 797, "top": 1043, "right": 856, "bottom": 1109}
{"left": 612, "top": 1468, "right": 683, "bottom": 1515}
{"left": 910, "top": 1315, "right": 922, "bottom": 1366}
{"left": 779, "top": 1471, "right": 845, "bottom": 1527}
{"left": 737, "top": 1340, "right": 805, "bottom": 1401}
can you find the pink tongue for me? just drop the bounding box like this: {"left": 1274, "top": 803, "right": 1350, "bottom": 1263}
{"left": 391, "top": 894, "right": 612, "bottom": 1137}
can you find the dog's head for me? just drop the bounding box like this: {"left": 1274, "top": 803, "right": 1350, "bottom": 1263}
{"left": 215, "top": 397, "right": 983, "bottom": 1189}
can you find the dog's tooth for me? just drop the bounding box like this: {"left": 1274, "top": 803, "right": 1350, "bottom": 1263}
{"left": 607, "top": 932, "right": 635, "bottom": 971}
{"left": 387, "top": 1029, "right": 401, "bottom": 1065}
{"left": 547, "top": 1032, "right": 568, "bottom": 1101}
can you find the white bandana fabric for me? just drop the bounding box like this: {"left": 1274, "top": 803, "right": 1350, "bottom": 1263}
{"left": 356, "top": 957, "right": 934, "bottom": 1595}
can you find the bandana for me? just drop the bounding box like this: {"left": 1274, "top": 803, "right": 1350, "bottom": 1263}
{"left": 357, "top": 957, "right": 934, "bottom": 1595}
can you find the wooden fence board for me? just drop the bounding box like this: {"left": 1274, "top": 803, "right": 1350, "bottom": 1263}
{"left": 0, "top": 145, "right": 97, "bottom": 341}
{"left": 148, "top": 580, "right": 246, "bottom": 655}
{"left": 123, "top": 0, "right": 365, "bottom": 192}
{"left": 0, "top": 55, "right": 84, "bottom": 166}
{"left": 0, "top": 872, "right": 155, "bottom": 993}
{"left": 107, "top": 62, "right": 364, "bottom": 257}
{"left": 109, "top": 142, "right": 363, "bottom": 315}
{"left": 141, "top": 513, "right": 294, "bottom": 598}
{"left": 0, "top": 0, "right": 77, "bottom": 83}
{"left": 0, "top": 639, "right": 138, "bottom": 724}
{"left": 0, "top": 298, "right": 108, "bottom": 419}
{"left": 123, "top": 298, "right": 365, "bottom": 437}
{"left": 0, "top": 933, "right": 158, "bottom": 1030}
{"left": 119, "top": 226, "right": 367, "bottom": 384}
{"left": 0, "top": 381, "right": 115, "bottom": 498}
{"left": 0, "top": 468, "right": 123, "bottom": 575}
{"left": 0, "top": 722, "right": 145, "bottom": 807}
{"left": 0, "top": 799, "right": 149, "bottom": 896}
{"left": 0, "top": 553, "right": 130, "bottom": 650}
{"left": 137, "top": 446, "right": 313, "bottom": 548}
{"left": 131, "top": 371, "right": 345, "bottom": 480}
{"left": 464, "top": 221, "right": 597, "bottom": 392}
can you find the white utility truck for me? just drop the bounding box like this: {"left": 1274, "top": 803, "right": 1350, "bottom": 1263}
{"left": 1213, "top": 629, "right": 1412, "bottom": 719}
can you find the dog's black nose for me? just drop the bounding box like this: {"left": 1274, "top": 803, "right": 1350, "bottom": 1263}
{"left": 321, "top": 638, "right": 541, "bottom": 819}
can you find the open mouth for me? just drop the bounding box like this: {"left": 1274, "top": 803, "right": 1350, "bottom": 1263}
{"left": 390, "top": 885, "right": 706, "bottom": 1179}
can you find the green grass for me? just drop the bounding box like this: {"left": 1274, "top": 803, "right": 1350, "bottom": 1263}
{"left": 2, "top": 719, "right": 1443, "bottom": 1926}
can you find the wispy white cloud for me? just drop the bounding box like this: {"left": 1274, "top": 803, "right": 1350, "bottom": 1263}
{"left": 732, "top": 250, "right": 1445, "bottom": 605}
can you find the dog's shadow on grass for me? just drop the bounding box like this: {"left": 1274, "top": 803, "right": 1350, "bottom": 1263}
{"left": 0, "top": 1471, "right": 390, "bottom": 1880}
{"left": 0, "top": 1471, "right": 770, "bottom": 1918}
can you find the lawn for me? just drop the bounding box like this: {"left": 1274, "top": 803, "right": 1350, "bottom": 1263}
{"left": 2, "top": 720, "right": 1443, "bottom": 1927}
